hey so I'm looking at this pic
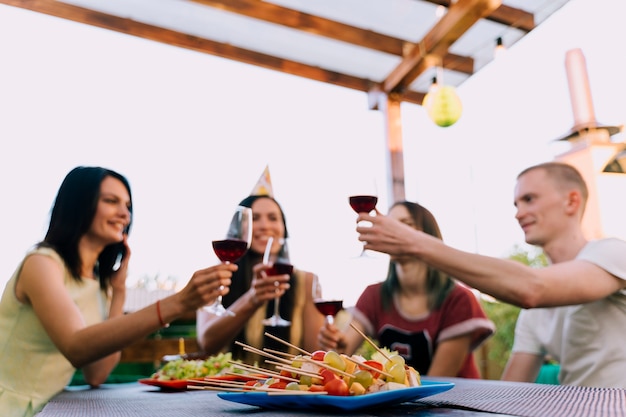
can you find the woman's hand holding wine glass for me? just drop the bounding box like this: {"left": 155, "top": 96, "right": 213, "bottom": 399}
{"left": 204, "top": 206, "right": 253, "bottom": 316}
{"left": 176, "top": 263, "right": 236, "bottom": 312}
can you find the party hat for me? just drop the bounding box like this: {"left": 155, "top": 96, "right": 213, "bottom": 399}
{"left": 250, "top": 165, "right": 274, "bottom": 197}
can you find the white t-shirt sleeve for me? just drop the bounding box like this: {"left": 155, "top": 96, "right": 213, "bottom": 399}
{"left": 510, "top": 309, "right": 545, "bottom": 355}
{"left": 577, "top": 238, "right": 626, "bottom": 281}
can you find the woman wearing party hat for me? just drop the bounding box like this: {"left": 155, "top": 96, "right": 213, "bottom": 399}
{"left": 197, "top": 166, "right": 325, "bottom": 362}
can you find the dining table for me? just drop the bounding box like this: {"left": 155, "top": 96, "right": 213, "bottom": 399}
{"left": 37, "top": 376, "right": 625, "bottom": 417}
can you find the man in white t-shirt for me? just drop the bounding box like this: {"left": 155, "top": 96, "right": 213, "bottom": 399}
{"left": 355, "top": 162, "right": 626, "bottom": 388}
{"left": 508, "top": 238, "right": 626, "bottom": 387}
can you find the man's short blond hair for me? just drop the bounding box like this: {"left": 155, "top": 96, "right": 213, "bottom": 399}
{"left": 518, "top": 161, "right": 589, "bottom": 211}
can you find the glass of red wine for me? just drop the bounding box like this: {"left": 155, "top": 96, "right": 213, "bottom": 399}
{"left": 312, "top": 275, "right": 343, "bottom": 325}
{"left": 349, "top": 179, "right": 378, "bottom": 258}
{"left": 204, "top": 206, "right": 253, "bottom": 316}
{"left": 262, "top": 237, "right": 293, "bottom": 327}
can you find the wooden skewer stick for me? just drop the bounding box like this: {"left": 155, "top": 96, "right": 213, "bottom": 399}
{"left": 189, "top": 383, "right": 287, "bottom": 393}
{"left": 264, "top": 332, "right": 311, "bottom": 356}
{"left": 342, "top": 355, "right": 394, "bottom": 379}
{"left": 234, "top": 341, "right": 292, "bottom": 364}
{"left": 268, "top": 390, "right": 329, "bottom": 396}
{"left": 227, "top": 361, "right": 278, "bottom": 378}
{"left": 223, "top": 371, "right": 296, "bottom": 382}
{"left": 193, "top": 379, "right": 248, "bottom": 388}
{"left": 191, "top": 382, "right": 330, "bottom": 395}
{"left": 349, "top": 322, "right": 391, "bottom": 361}
{"left": 235, "top": 365, "right": 300, "bottom": 382}
{"left": 188, "top": 385, "right": 248, "bottom": 392}
{"left": 227, "top": 360, "right": 268, "bottom": 373}
{"left": 225, "top": 361, "right": 298, "bottom": 382}
{"left": 264, "top": 348, "right": 296, "bottom": 358}
{"left": 233, "top": 340, "right": 267, "bottom": 355}
{"left": 274, "top": 366, "right": 319, "bottom": 380}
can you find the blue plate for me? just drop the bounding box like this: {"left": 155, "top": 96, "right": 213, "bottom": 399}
{"left": 217, "top": 380, "right": 454, "bottom": 411}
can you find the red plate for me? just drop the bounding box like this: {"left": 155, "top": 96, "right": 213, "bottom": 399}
{"left": 139, "top": 378, "right": 202, "bottom": 390}
{"left": 139, "top": 374, "right": 268, "bottom": 390}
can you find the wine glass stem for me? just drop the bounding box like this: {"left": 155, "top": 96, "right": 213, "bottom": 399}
{"left": 214, "top": 295, "right": 223, "bottom": 306}
{"left": 214, "top": 283, "right": 226, "bottom": 306}
{"left": 326, "top": 315, "right": 334, "bottom": 325}
{"left": 211, "top": 262, "right": 227, "bottom": 310}
{"left": 273, "top": 296, "right": 280, "bottom": 317}
{"left": 357, "top": 219, "right": 372, "bottom": 257}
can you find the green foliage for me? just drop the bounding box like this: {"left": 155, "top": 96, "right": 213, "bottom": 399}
{"left": 479, "top": 298, "right": 520, "bottom": 379}
{"left": 507, "top": 244, "right": 549, "bottom": 268}
{"left": 479, "top": 244, "right": 547, "bottom": 379}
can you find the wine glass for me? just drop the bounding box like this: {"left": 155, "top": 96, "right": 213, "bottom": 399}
{"left": 312, "top": 275, "right": 343, "bottom": 325}
{"left": 349, "top": 179, "right": 378, "bottom": 258}
{"left": 204, "top": 206, "right": 253, "bottom": 316}
{"left": 262, "top": 237, "right": 294, "bottom": 327}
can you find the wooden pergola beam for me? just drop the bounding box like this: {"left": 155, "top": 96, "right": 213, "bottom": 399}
{"left": 0, "top": 0, "right": 433, "bottom": 105}
{"left": 192, "top": 0, "right": 405, "bottom": 56}
{"left": 488, "top": 3, "right": 535, "bottom": 31}
{"left": 383, "top": 0, "right": 502, "bottom": 95}
{"left": 422, "top": 0, "right": 535, "bottom": 31}
{"left": 0, "top": 0, "right": 543, "bottom": 105}
{"left": 190, "top": 0, "right": 475, "bottom": 76}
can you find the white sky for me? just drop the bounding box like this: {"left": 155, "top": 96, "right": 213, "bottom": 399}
{"left": 1, "top": 0, "right": 625, "bottom": 306}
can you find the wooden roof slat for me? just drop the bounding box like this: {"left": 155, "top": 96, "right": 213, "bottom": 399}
{"left": 489, "top": 4, "right": 535, "bottom": 31}
{"left": 190, "top": 0, "right": 474, "bottom": 76}
{"left": 191, "top": 0, "right": 405, "bottom": 56}
{"left": 383, "top": 0, "right": 502, "bottom": 95}
{"left": 0, "top": 0, "right": 432, "bottom": 103}
{"left": 0, "top": 0, "right": 560, "bottom": 105}
{"left": 422, "top": 0, "right": 535, "bottom": 31}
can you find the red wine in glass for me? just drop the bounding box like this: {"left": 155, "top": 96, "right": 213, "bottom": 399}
{"left": 262, "top": 261, "right": 294, "bottom": 327}
{"left": 349, "top": 195, "right": 378, "bottom": 258}
{"left": 349, "top": 195, "right": 378, "bottom": 213}
{"left": 205, "top": 206, "right": 252, "bottom": 317}
{"left": 314, "top": 299, "right": 343, "bottom": 324}
{"left": 212, "top": 239, "right": 248, "bottom": 263}
{"left": 266, "top": 262, "right": 294, "bottom": 276}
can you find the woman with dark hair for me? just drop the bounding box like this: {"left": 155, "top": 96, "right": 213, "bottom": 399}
{"left": 317, "top": 201, "right": 494, "bottom": 378}
{"left": 0, "top": 166, "right": 235, "bottom": 417}
{"left": 197, "top": 195, "right": 324, "bottom": 362}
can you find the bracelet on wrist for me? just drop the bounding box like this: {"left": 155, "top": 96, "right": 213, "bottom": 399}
{"left": 156, "top": 300, "right": 170, "bottom": 328}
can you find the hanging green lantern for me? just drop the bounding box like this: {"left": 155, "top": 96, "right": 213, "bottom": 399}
{"left": 423, "top": 85, "right": 462, "bottom": 127}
